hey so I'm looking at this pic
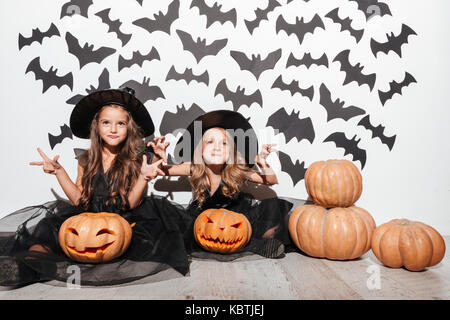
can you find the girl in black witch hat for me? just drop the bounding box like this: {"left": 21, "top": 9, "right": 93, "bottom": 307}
{"left": 152, "top": 110, "right": 293, "bottom": 260}
{"left": 0, "top": 88, "right": 191, "bottom": 286}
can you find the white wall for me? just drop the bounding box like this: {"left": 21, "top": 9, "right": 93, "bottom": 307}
{"left": 0, "top": 0, "right": 449, "bottom": 235}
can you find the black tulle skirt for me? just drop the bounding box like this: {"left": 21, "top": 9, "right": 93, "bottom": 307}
{"left": 0, "top": 195, "right": 191, "bottom": 286}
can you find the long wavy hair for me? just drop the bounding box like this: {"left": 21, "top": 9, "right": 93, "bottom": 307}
{"left": 78, "top": 105, "right": 145, "bottom": 211}
{"left": 190, "top": 127, "right": 251, "bottom": 208}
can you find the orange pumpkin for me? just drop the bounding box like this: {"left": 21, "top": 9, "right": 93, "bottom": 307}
{"left": 58, "top": 212, "right": 133, "bottom": 263}
{"left": 289, "top": 204, "right": 376, "bottom": 260}
{"left": 371, "top": 219, "right": 446, "bottom": 271}
{"left": 305, "top": 159, "right": 362, "bottom": 208}
{"left": 194, "top": 208, "right": 252, "bottom": 254}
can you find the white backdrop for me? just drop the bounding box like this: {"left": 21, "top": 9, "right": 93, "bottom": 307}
{"left": 1, "top": 0, "right": 449, "bottom": 235}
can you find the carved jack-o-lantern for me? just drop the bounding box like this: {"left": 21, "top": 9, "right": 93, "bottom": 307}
{"left": 58, "top": 212, "right": 133, "bottom": 263}
{"left": 194, "top": 208, "right": 252, "bottom": 254}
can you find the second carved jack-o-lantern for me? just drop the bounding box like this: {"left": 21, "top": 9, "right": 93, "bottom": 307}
{"left": 58, "top": 212, "right": 133, "bottom": 263}
{"left": 194, "top": 208, "right": 252, "bottom": 254}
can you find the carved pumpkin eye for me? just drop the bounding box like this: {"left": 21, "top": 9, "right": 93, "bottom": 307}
{"left": 67, "top": 228, "right": 79, "bottom": 236}
{"left": 96, "top": 228, "right": 115, "bottom": 236}
{"left": 231, "top": 222, "right": 242, "bottom": 229}
{"left": 205, "top": 216, "right": 214, "bottom": 223}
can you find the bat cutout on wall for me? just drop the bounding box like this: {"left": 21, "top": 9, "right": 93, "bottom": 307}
{"left": 370, "top": 24, "right": 417, "bottom": 58}
{"left": 49, "top": 124, "right": 73, "bottom": 150}
{"left": 286, "top": 52, "right": 328, "bottom": 69}
{"left": 65, "top": 32, "right": 116, "bottom": 69}
{"left": 333, "top": 49, "right": 376, "bottom": 91}
{"left": 18, "top": 23, "right": 60, "bottom": 50}
{"left": 319, "top": 83, "right": 365, "bottom": 122}
{"left": 325, "top": 8, "right": 364, "bottom": 43}
{"left": 357, "top": 115, "right": 396, "bottom": 151}
{"left": 166, "top": 66, "right": 209, "bottom": 85}
{"left": 26, "top": 57, "right": 73, "bottom": 93}
{"left": 118, "top": 48, "right": 160, "bottom": 71}
{"left": 276, "top": 14, "right": 325, "bottom": 45}
{"left": 120, "top": 77, "right": 165, "bottom": 104}
{"left": 271, "top": 75, "right": 314, "bottom": 101}
{"left": 159, "top": 104, "right": 206, "bottom": 136}
{"left": 132, "top": 0, "right": 179, "bottom": 35}
{"left": 177, "top": 30, "right": 228, "bottom": 63}
{"left": 214, "top": 79, "right": 263, "bottom": 111}
{"left": 230, "top": 49, "right": 281, "bottom": 80}
{"left": 278, "top": 151, "right": 307, "bottom": 186}
{"left": 348, "top": 0, "right": 391, "bottom": 21}
{"left": 244, "top": 0, "right": 281, "bottom": 34}
{"left": 136, "top": 0, "right": 144, "bottom": 5}
{"left": 61, "top": 0, "right": 93, "bottom": 18}
{"left": 95, "top": 8, "right": 132, "bottom": 47}
{"left": 66, "top": 68, "right": 111, "bottom": 105}
{"left": 190, "top": 0, "right": 237, "bottom": 28}
{"left": 378, "top": 72, "right": 417, "bottom": 106}
{"left": 323, "top": 132, "right": 366, "bottom": 169}
{"left": 266, "top": 108, "right": 315, "bottom": 144}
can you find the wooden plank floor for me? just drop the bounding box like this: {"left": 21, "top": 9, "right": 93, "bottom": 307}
{"left": 1, "top": 236, "right": 448, "bottom": 300}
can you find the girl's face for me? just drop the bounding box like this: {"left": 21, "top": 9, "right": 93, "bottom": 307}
{"left": 201, "top": 127, "right": 232, "bottom": 165}
{"left": 97, "top": 105, "right": 129, "bottom": 148}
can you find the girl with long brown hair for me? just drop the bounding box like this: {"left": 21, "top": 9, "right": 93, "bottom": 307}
{"left": 153, "top": 110, "right": 293, "bottom": 259}
{"left": 0, "top": 88, "right": 191, "bottom": 286}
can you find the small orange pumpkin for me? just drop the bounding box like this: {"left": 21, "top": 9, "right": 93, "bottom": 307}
{"left": 305, "top": 159, "right": 362, "bottom": 208}
{"left": 58, "top": 212, "right": 133, "bottom": 263}
{"left": 289, "top": 204, "right": 376, "bottom": 260}
{"left": 371, "top": 219, "right": 446, "bottom": 271}
{"left": 194, "top": 208, "right": 252, "bottom": 254}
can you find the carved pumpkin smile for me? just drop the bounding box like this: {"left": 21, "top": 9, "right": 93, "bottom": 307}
{"left": 194, "top": 208, "right": 252, "bottom": 254}
{"left": 66, "top": 241, "right": 116, "bottom": 257}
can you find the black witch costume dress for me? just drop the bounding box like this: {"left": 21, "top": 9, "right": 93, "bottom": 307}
{"left": 175, "top": 110, "right": 294, "bottom": 261}
{"left": 0, "top": 88, "right": 191, "bottom": 286}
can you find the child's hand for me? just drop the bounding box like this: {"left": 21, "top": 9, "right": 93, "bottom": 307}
{"left": 147, "top": 136, "right": 170, "bottom": 163}
{"left": 140, "top": 157, "right": 165, "bottom": 181}
{"left": 255, "top": 144, "right": 277, "bottom": 166}
{"left": 30, "top": 148, "right": 62, "bottom": 175}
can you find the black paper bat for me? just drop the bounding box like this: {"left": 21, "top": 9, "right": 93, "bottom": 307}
{"left": 325, "top": 8, "right": 364, "bottom": 43}
{"left": 378, "top": 72, "right": 416, "bottom": 106}
{"left": 357, "top": 115, "right": 396, "bottom": 151}
{"left": 266, "top": 108, "right": 315, "bottom": 144}
{"left": 371, "top": 24, "right": 417, "bottom": 58}
{"left": 177, "top": 30, "right": 228, "bottom": 63}
{"left": 132, "top": 0, "right": 179, "bottom": 35}
{"left": 348, "top": 0, "right": 391, "bottom": 21}
{"left": 278, "top": 151, "right": 307, "bottom": 186}
{"left": 18, "top": 23, "right": 60, "bottom": 50}
{"left": 165, "top": 66, "right": 209, "bottom": 85}
{"left": 95, "top": 8, "right": 132, "bottom": 47}
{"left": 49, "top": 124, "right": 73, "bottom": 149}
{"left": 136, "top": 0, "right": 144, "bottom": 5}
{"left": 118, "top": 48, "right": 160, "bottom": 71}
{"left": 286, "top": 52, "right": 328, "bottom": 69}
{"left": 214, "top": 79, "right": 263, "bottom": 111}
{"left": 66, "top": 68, "right": 111, "bottom": 105}
{"left": 190, "top": 0, "right": 237, "bottom": 27}
{"left": 230, "top": 49, "right": 281, "bottom": 80}
{"left": 244, "top": 0, "right": 281, "bottom": 34}
{"left": 65, "top": 32, "right": 116, "bottom": 69}
{"left": 276, "top": 14, "right": 325, "bottom": 45}
{"left": 26, "top": 57, "right": 73, "bottom": 93}
{"left": 319, "top": 83, "right": 365, "bottom": 121}
{"left": 333, "top": 49, "right": 376, "bottom": 91}
{"left": 323, "top": 132, "right": 366, "bottom": 168}
{"left": 271, "top": 75, "right": 314, "bottom": 101}
{"left": 60, "top": 0, "right": 93, "bottom": 18}
{"left": 159, "top": 104, "right": 206, "bottom": 136}
{"left": 119, "top": 77, "right": 165, "bottom": 104}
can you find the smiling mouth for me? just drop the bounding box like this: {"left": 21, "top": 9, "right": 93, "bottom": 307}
{"left": 200, "top": 235, "right": 243, "bottom": 248}
{"left": 67, "top": 241, "right": 115, "bottom": 256}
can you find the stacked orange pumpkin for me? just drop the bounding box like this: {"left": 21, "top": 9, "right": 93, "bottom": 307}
{"left": 289, "top": 159, "right": 376, "bottom": 260}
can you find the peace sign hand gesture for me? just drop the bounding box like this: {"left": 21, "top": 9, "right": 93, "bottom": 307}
{"left": 30, "top": 148, "right": 62, "bottom": 175}
{"left": 140, "top": 156, "right": 165, "bottom": 181}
